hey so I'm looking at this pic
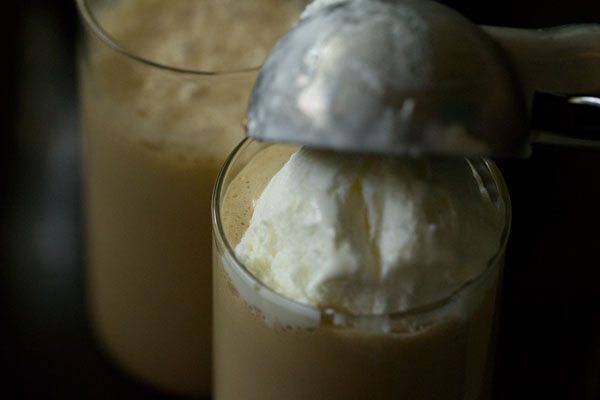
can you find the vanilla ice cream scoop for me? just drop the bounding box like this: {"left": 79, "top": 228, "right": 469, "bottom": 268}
{"left": 235, "top": 148, "right": 506, "bottom": 315}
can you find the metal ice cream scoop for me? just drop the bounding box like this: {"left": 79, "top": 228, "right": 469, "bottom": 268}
{"left": 246, "top": 0, "right": 600, "bottom": 157}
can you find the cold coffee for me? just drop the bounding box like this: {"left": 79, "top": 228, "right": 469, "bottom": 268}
{"left": 77, "top": 0, "right": 305, "bottom": 394}
{"left": 213, "top": 141, "right": 510, "bottom": 400}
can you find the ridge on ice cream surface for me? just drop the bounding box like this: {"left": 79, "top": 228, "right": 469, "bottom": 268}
{"left": 235, "top": 147, "right": 505, "bottom": 315}
{"left": 301, "top": 0, "right": 353, "bottom": 18}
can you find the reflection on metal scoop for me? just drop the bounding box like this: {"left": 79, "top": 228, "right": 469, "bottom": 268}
{"left": 247, "top": 0, "right": 600, "bottom": 157}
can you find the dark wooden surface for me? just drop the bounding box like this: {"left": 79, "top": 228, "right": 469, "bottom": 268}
{"left": 1, "top": 1, "right": 598, "bottom": 398}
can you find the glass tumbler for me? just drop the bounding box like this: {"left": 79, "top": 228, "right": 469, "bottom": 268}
{"left": 212, "top": 139, "right": 512, "bottom": 400}
{"left": 76, "top": 0, "right": 307, "bottom": 395}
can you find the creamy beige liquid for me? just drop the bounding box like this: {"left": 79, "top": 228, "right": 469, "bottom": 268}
{"left": 79, "top": 0, "right": 305, "bottom": 395}
{"left": 214, "top": 144, "right": 501, "bottom": 400}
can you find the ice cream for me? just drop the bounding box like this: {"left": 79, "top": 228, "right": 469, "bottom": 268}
{"left": 235, "top": 147, "right": 505, "bottom": 314}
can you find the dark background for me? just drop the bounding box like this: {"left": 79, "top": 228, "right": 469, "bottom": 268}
{"left": 1, "top": 0, "right": 598, "bottom": 398}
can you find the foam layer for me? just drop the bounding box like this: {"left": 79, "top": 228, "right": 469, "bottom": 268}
{"left": 87, "top": 0, "right": 304, "bottom": 162}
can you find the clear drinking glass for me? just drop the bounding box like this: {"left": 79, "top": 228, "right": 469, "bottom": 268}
{"left": 212, "top": 139, "right": 511, "bottom": 400}
{"left": 76, "top": 0, "right": 307, "bottom": 395}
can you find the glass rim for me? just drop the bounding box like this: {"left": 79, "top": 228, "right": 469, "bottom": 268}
{"left": 212, "top": 138, "right": 513, "bottom": 321}
{"left": 75, "top": 0, "right": 263, "bottom": 76}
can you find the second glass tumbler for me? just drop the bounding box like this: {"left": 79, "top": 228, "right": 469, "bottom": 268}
{"left": 76, "top": 0, "right": 307, "bottom": 395}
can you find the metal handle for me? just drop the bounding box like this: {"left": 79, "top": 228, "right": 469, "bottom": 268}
{"left": 484, "top": 24, "right": 600, "bottom": 148}
{"left": 484, "top": 24, "right": 600, "bottom": 106}
{"left": 531, "top": 92, "right": 600, "bottom": 147}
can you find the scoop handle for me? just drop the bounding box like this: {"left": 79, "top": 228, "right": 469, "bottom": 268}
{"left": 530, "top": 92, "right": 600, "bottom": 147}
{"left": 483, "top": 24, "right": 600, "bottom": 100}
{"left": 484, "top": 24, "right": 600, "bottom": 146}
